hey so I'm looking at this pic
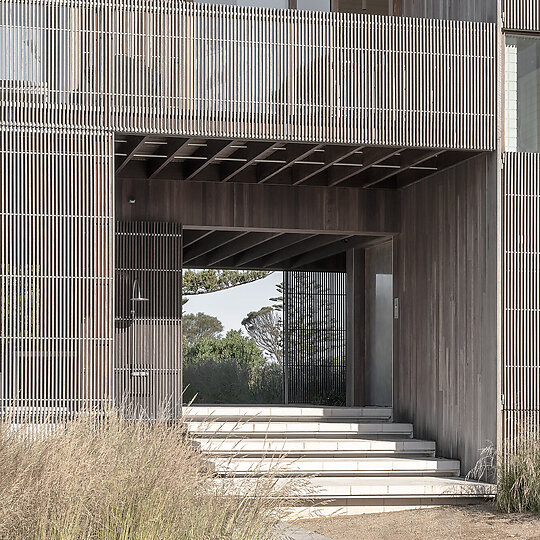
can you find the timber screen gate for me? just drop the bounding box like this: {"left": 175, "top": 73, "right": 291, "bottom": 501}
{"left": 283, "top": 271, "right": 347, "bottom": 406}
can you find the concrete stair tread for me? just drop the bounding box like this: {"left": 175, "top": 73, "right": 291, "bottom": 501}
{"left": 186, "top": 421, "right": 413, "bottom": 437}
{"left": 196, "top": 437, "right": 435, "bottom": 455}
{"left": 304, "top": 476, "right": 495, "bottom": 496}
{"left": 184, "top": 405, "right": 392, "bottom": 422}
{"left": 189, "top": 406, "right": 493, "bottom": 513}
{"left": 211, "top": 456, "right": 460, "bottom": 476}
{"left": 219, "top": 476, "right": 495, "bottom": 498}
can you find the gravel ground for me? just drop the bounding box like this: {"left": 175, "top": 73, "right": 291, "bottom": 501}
{"left": 298, "top": 505, "right": 540, "bottom": 540}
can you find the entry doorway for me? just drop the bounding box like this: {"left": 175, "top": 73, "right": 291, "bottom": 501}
{"left": 182, "top": 267, "right": 348, "bottom": 407}
{"left": 365, "top": 241, "right": 393, "bottom": 407}
{"left": 113, "top": 219, "right": 394, "bottom": 415}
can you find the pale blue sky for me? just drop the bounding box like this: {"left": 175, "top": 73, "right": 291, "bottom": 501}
{"left": 184, "top": 271, "right": 283, "bottom": 333}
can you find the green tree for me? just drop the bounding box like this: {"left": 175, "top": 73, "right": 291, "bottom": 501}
{"left": 183, "top": 330, "right": 264, "bottom": 368}
{"left": 242, "top": 307, "right": 282, "bottom": 364}
{"left": 183, "top": 269, "right": 271, "bottom": 298}
{"left": 182, "top": 330, "right": 272, "bottom": 404}
{"left": 182, "top": 312, "right": 223, "bottom": 345}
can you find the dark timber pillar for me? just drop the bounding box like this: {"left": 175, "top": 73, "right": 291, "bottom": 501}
{"left": 346, "top": 248, "right": 366, "bottom": 406}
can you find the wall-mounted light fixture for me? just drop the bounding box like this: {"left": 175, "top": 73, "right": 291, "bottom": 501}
{"left": 129, "top": 197, "right": 136, "bottom": 204}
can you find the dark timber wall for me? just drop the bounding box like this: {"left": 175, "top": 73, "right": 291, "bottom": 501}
{"left": 394, "top": 153, "right": 498, "bottom": 474}
{"left": 116, "top": 179, "right": 400, "bottom": 235}
{"left": 400, "top": 0, "right": 497, "bottom": 22}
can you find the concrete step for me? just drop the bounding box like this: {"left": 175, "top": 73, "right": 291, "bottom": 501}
{"left": 186, "top": 406, "right": 494, "bottom": 515}
{"left": 196, "top": 437, "right": 436, "bottom": 458}
{"left": 184, "top": 405, "right": 392, "bottom": 423}
{"left": 210, "top": 456, "right": 461, "bottom": 477}
{"left": 289, "top": 476, "right": 496, "bottom": 517}
{"left": 216, "top": 476, "right": 496, "bottom": 517}
{"left": 186, "top": 421, "right": 413, "bottom": 439}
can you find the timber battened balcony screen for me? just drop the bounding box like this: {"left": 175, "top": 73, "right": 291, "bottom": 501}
{"left": 1, "top": 1, "right": 496, "bottom": 149}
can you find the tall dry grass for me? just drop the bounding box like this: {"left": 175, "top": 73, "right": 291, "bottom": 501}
{"left": 0, "top": 413, "right": 297, "bottom": 540}
{"left": 497, "top": 438, "right": 540, "bottom": 513}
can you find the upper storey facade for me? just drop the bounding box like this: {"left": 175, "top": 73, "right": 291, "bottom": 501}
{"left": 1, "top": 0, "right": 495, "bottom": 150}
{"left": 503, "top": 0, "right": 540, "bottom": 32}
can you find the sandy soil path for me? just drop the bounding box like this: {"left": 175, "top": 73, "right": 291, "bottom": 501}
{"left": 298, "top": 505, "right": 540, "bottom": 540}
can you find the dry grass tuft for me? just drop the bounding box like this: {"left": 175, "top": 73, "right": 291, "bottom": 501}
{"left": 0, "top": 413, "right": 298, "bottom": 539}
{"left": 497, "top": 439, "right": 540, "bottom": 514}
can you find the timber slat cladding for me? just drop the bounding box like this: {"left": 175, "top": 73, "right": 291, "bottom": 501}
{"left": 503, "top": 153, "right": 540, "bottom": 452}
{"left": 0, "top": 1, "right": 495, "bottom": 150}
{"left": 503, "top": 0, "right": 540, "bottom": 32}
{"left": 394, "top": 154, "right": 498, "bottom": 475}
{"left": 114, "top": 221, "right": 183, "bottom": 420}
{"left": 0, "top": 129, "right": 114, "bottom": 420}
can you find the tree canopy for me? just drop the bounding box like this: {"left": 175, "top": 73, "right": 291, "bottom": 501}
{"left": 183, "top": 269, "right": 271, "bottom": 296}
{"left": 182, "top": 312, "right": 223, "bottom": 345}
{"left": 183, "top": 330, "right": 264, "bottom": 368}
{"left": 241, "top": 306, "right": 282, "bottom": 363}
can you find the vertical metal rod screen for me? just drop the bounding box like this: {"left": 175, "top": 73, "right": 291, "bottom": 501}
{"left": 284, "top": 271, "right": 347, "bottom": 405}
{"left": 114, "top": 221, "right": 182, "bottom": 420}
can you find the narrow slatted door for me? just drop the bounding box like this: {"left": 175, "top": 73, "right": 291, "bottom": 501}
{"left": 114, "top": 221, "right": 183, "bottom": 420}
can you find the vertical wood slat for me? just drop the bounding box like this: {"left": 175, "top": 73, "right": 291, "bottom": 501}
{"left": 503, "top": 153, "right": 540, "bottom": 452}
{"left": 0, "top": 0, "right": 495, "bottom": 150}
{"left": 114, "top": 221, "right": 182, "bottom": 420}
{"left": 0, "top": 128, "right": 114, "bottom": 422}
{"left": 503, "top": 0, "right": 540, "bottom": 32}
{"left": 112, "top": 2, "right": 496, "bottom": 149}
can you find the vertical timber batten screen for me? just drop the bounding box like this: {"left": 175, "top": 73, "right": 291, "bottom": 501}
{"left": 0, "top": 0, "right": 496, "bottom": 150}
{"left": 503, "top": 0, "right": 540, "bottom": 32}
{"left": 114, "top": 221, "right": 182, "bottom": 420}
{"left": 503, "top": 153, "right": 540, "bottom": 452}
{"left": 284, "top": 271, "right": 347, "bottom": 405}
{"left": 0, "top": 129, "right": 114, "bottom": 420}
{"left": 0, "top": 0, "right": 495, "bottom": 420}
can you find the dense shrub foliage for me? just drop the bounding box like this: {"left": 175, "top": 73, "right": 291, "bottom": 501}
{"left": 182, "top": 330, "right": 283, "bottom": 404}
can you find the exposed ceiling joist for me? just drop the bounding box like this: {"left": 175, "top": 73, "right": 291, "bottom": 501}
{"left": 182, "top": 229, "right": 214, "bottom": 249}
{"left": 116, "top": 133, "right": 484, "bottom": 191}
{"left": 147, "top": 137, "right": 191, "bottom": 179}
{"left": 293, "top": 145, "right": 362, "bottom": 186}
{"left": 221, "top": 142, "right": 278, "bottom": 182}
{"left": 193, "top": 232, "right": 279, "bottom": 268}
{"left": 257, "top": 143, "right": 324, "bottom": 184}
{"left": 392, "top": 151, "right": 478, "bottom": 190}
{"left": 183, "top": 230, "right": 247, "bottom": 264}
{"left": 183, "top": 139, "right": 235, "bottom": 182}
{"left": 327, "top": 147, "right": 404, "bottom": 187}
{"left": 356, "top": 149, "right": 441, "bottom": 188}
{"left": 260, "top": 234, "right": 349, "bottom": 267}
{"left": 116, "top": 135, "right": 148, "bottom": 174}
{"left": 234, "top": 233, "right": 315, "bottom": 267}
{"left": 291, "top": 235, "right": 375, "bottom": 268}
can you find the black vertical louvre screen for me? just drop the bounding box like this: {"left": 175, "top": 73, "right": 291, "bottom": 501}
{"left": 284, "top": 271, "right": 347, "bottom": 406}
{"left": 114, "top": 221, "right": 183, "bottom": 420}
